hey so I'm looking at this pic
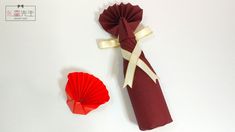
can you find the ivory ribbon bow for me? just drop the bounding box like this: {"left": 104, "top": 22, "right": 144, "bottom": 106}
{"left": 98, "top": 27, "right": 159, "bottom": 88}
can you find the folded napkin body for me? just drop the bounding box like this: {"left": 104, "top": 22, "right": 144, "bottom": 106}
{"left": 99, "top": 3, "right": 172, "bottom": 130}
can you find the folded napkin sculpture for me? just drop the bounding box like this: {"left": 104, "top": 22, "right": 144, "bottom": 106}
{"left": 98, "top": 3, "right": 172, "bottom": 130}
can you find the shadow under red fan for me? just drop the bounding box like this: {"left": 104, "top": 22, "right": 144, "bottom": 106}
{"left": 65, "top": 72, "right": 110, "bottom": 115}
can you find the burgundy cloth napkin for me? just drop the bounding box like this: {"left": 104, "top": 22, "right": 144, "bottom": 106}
{"left": 99, "top": 3, "right": 172, "bottom": 130}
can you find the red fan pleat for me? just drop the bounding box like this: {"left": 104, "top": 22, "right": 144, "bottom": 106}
{"left": 65, "top": 72, "right": 110, "bottom": 115}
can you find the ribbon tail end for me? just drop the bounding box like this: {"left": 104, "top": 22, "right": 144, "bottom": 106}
{"left": 123, "top": 82, "right": 133, "bottom": 88}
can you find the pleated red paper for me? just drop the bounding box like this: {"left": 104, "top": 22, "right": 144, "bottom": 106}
{"left": 65, "top": 72, "right": 110, "bottom": 115}
{"left": 99, "top": 3, "right": 172, "bottom": 130}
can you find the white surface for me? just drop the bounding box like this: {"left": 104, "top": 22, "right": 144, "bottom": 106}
{"left": 0, "top": 0, "right": 235, "bottom": 132}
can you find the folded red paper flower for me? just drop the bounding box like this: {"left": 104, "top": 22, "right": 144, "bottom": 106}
{"left": 99, "top": 3, "right": 172, "bottom": 130}
{"left": 65, "top": 72, "right": 110, "bottom": 115}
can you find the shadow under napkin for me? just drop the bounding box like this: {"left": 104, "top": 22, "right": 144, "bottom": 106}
{"left": 110, "top": 48, "right": 138, "bottom": 124}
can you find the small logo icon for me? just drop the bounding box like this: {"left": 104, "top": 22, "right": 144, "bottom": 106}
{"left": 5, "top": 5, "right": 36, "bottom": 21}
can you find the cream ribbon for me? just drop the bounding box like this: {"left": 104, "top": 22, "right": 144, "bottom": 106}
{"left": 98, "top": 27, "right": 159, "bottom": 88}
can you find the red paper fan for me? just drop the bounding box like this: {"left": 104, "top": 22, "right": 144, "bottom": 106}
{"left": 99, "top": 3, "right": 143, "bottom": 38}
{"left": 65, "top": 72, "right": 110, "bottom": 115}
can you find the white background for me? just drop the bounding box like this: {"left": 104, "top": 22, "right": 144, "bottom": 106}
{"left": 0, "top": 0, "right": 235, "bottom": 132}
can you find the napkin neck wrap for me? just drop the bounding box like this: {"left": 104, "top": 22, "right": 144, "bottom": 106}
{"left": 98, "top": 27, "right": 159, "bottom": 88}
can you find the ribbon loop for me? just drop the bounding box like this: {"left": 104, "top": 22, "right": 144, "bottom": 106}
{"left": 98, "top": 27, "right": 152, "bottom": 49}
{"left": 97, "top": 38, "right": 119, "bottom": 49}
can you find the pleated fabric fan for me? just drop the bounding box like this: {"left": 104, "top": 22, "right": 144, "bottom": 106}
{"left": 99, "top": 3, "right": 142, "bottom": 38}
{"left": 65, "top": 72, "right": 110, "bottom": 115}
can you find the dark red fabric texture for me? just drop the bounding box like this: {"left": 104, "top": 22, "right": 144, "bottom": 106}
{"left": 99, "top": 3, "right": 172, "bottom": 130}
